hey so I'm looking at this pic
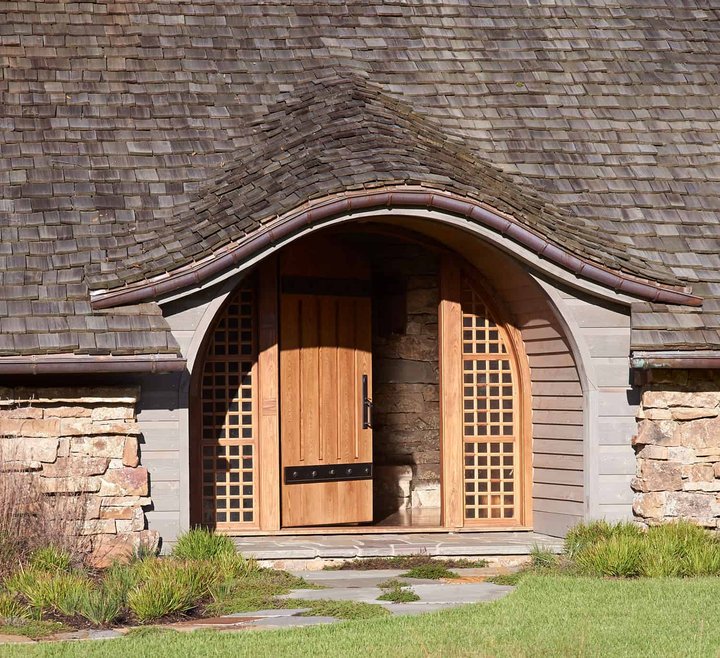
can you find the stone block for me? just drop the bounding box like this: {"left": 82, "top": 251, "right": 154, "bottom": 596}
{"left": 683, "top": 481, "right": 720, "bottom": 492}
{"left": 99, "top": 467, "right": 149, "bottom": 496}
{"left": 41, "top": 476, "right": 101, "bottom": 494}
{"left": 633, "top": 419, "right": 675, "bottom": 446}
{"left": 666, "top": 492, "right": 716, "bottom": 519}
{"left": 714, "top": 463, "right": 720, "bottom": 478}
{"left": 44, "top": 406, "right": 92, "bottom": 418}
{"left": 681, "top": 464, "right": 715, "bottom": 482}
{"left": 70, "top": 436, "right": 126, "bottom": 459}
{"left": 635, "top": 461, "right": 682, "bottom": 492}
{"left": 60, "top": 419, "right": 140, "bottom": 437}
{"left": 676, "top": 417, "right": 720, "bottom": 449}
{"left": 0, "top": 407, "right": 43, "bottom": 419}
{"left": 122, "top": 436, "right": 140, "bottom": 467}
{"left": 0, "top": 418, "right": 60, "bottom": 438}
{"left": 99, "top": 506, "right": 134, "bottom": 521}
{"left": 633, "top": 492, "right": 667, "bottom": 519}
{"left": 91, "top": 406, "right": 135, "bottom": 422}
{"left": 666, "top": 446, "right": 697, "bottom": 464}
{"left": 411, "top": 481, "right": 441, "bottom": 508}
{"left": 81, "top": 519, "right": 116, "bottom": 536}
{"left": 0, "top": 460, "right": 41, "bottom": 472}
{"left": 644, "top": 408, "right": 672, "bottom": 421}
{"left": 672, "top": 408, "right": 720, "bottom": 421}
{"left": 42, "top": 457, "right": 109, "bottom": 478}
{"left": 635, "top": 445, "right": 668, "bottom": 461}
{"left": 1, "top": 437, "right": 59, "bottom": 463}
{"left": 89, "top": 530, "right": 158, "bottom": 568}
{"left": 15, "top": 387, "right": 139, "bottom": 405}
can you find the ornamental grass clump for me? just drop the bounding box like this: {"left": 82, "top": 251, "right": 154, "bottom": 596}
{"left": 171, "top": 527, "right": 236, "bottom": 561}
{"left": 566, "top": 520, "right": 720, "bottom": 578}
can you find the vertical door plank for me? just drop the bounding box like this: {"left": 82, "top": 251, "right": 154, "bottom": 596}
{"left": 258, "top": 258, "right": 280, "bottom": 531}
{"left": 439, "top": 256, "right": 464, "bottom": 529}
{"left": 319, "top": 298, "right": 340, "bottom": 463}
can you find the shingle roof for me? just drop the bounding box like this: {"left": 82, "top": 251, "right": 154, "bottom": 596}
{"left": 1, "top": 0, "right": 719, "bottom": 356}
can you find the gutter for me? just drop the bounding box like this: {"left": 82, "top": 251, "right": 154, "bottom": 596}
{"left": 90, "top": 188, "right": 702, "bottom": 310}
{"left": 631, "top": 351, "right": 720, "bottom": 370}
{"left": 0, "top": 354, "right": 187, "bottom": 375}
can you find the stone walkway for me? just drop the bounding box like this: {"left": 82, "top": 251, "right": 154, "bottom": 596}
{"left": 0, "top": 568, "right": 516, "bottom": 644}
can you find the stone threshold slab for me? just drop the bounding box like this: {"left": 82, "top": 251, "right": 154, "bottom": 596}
{"left": 233, "top": 531, "right": 563, "bottom": 560}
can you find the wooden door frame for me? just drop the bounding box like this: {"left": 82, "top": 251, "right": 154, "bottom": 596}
{"left": 194, "top": 244, "right": 532, "bottom": 533}
{"left": 439, "top": 257, "right": 533, "bottom": 530}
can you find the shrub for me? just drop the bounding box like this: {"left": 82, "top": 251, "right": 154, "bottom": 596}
{"left": 5, "top": 568, "right": 93, "bottom": 618}
{"left": 171, "top": 528, "right": 236, "bottom": 561}
{"left": 127, "top": 557, "right": 221, "bottom": 622}
{"left": 575, "top": 535, "right": 644, "bottom": 578}
{"left": 641, "top": 521, "right": 720, "bottom": 577}
{"left": 0, "top": 592, "right": 30, "bottom": 620}
{"left": 530, "top": 546, "right": 559, "bottom": 570}
{"left": 564, "top": 520, "right": 642, "bottom": 558}
{"left": 128, "top": 579, "right": 196, "bottom": 623}
{"left": 214, "top": 551, "right": 259, "bottom": 580}
{"left": 77, "top": 587, "right": 126, "bottom": 627}
{"left": 29, "top": 547, "right": 73, "bottom": 574}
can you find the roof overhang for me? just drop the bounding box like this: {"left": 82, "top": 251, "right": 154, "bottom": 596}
{"left": 90, "top": 188, "right": 702, "bottom": 310}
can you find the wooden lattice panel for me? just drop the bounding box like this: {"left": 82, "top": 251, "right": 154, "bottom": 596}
{"left": 200, "top": 288, "right": 258, "bottom": 529}
{"left": 461, "top": 278, "right": 520, "bottom": 523}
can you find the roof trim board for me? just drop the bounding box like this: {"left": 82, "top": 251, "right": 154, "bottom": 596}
{"left": 91, "top": 188, "right": 702, "bottom": 311}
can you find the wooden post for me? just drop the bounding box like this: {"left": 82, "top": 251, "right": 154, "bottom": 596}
{"left": 439, "top": 256, "right": 464, "bottom": 529}
{"left": 258, "top": 256, "right": 281, "bottom": 530}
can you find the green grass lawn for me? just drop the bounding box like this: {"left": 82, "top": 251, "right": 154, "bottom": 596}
{"left": 2, "top": 575, "right": 720, "bottom": 658}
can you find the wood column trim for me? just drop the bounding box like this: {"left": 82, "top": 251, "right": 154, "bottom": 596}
{"left": 258, "top": 256, "right": 281, "bottom": 531}
{"left": 439, "top": 256, "right": 464, "bottom": 529}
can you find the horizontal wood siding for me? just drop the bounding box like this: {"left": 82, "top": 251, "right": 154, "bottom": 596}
{"left": 560, "top": 295, "right": 636, "bottom": 523}
{"left": 135, "top": 373, "right": 185, "bottom": 547}
{"left": 490, "top": 265, "right": 585, "bottom": 537}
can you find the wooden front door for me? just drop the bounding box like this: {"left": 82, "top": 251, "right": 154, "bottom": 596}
{"left": 279, "top": 237, "right": 373, "bottom": 527}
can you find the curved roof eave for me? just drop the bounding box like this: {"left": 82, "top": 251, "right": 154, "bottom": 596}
{"left": 90, "top": 187, "right": 702, "bottom": 310}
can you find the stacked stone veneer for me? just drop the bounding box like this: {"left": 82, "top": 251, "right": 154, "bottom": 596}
{"left": 370, "top": 242, "right": 441, "bottom": 514}
{"left": 633, "top": 370, "right": 720, "bottom": 528}
{"left": 0, "top": 387, "right": 155, "bottom": 563}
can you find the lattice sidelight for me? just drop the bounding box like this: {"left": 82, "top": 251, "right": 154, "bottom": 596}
{"left": 461, "top": 277, "right": 520, "bottom": 523}
{"left": 200, "top": 287, "right": 258, "bottom": 530}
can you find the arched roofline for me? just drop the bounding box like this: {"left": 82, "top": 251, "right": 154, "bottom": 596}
{"left": 90, "top": 187, "right": 702, "bottom": 310}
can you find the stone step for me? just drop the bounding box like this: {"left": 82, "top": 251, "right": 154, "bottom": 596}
{"left": 233, "top": 531, "right": 564, "bottom": 570}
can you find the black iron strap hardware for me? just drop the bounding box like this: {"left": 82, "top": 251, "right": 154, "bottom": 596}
{"left": 362, "top": 374, "right": 373, "bottom": 429}
{"left": 284, "top": 462, "right": 373, "bottom": 485}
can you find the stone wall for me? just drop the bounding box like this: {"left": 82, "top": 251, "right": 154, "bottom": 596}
{"left": 633, "top": 370, "right": 720, "bottom": 528}
{"left": 0, "top": 387, "right": 156, "bottom": 565}
{"left": 369, "top": 242, "right": 441, "bottom": 515}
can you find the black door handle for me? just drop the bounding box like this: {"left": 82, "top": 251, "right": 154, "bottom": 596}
{"left": 362, "top": 374, "right": 373, "bottom": 429}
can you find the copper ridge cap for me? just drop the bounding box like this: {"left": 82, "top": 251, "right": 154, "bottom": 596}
{"left": 0, "top": 354, "right": 187, "bottom": 375}
{"left": 90, "top": 187, "right": 702, "bottom": 310}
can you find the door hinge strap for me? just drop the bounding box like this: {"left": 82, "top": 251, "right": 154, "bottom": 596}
{"left": 284, "top": 463, "right": 373, "bottom": 484}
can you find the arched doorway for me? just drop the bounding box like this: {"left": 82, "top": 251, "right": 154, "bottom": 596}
{"left": 190, "top": 229, "right": 531, "bottom": 533}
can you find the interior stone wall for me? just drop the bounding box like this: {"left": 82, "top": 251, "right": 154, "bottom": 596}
{"left": 0, "top": 386, "right": 156, "bottom": 565}
{"left": 368, "top": 241, "right": 441, "bottom": 516}
{"left": 633, "top": 369, "right": 720, "bottom": 528}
